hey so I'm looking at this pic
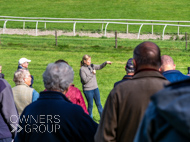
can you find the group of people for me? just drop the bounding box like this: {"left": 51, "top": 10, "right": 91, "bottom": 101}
{"left": 1, "top": 41, "right": 190, "bottom": 142}
{"left": 0, "top": 55, "right": 112, "bottom": 142}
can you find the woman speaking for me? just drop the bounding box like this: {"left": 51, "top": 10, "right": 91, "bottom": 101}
{"left": 79, "top": 54, "right": 112, "bottom": 118}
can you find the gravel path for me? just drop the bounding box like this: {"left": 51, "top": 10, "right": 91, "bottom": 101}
{"left": 0, "top": 28, "right": 184, "bottom": 40}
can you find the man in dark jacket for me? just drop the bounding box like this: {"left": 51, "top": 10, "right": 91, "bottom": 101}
{"left": 15, "top": 62, "right": 98, "bottom": 142}
{"left": 114, "top": 58, "right": 134, "bottom": 87}
{"left": 0, "top": 78, "right": 18, "bottom": 142}
{"left": 95, "top": 41, "right": 169, "bottom": 142}
{"left": 159, "top": 55, "right": 189, "bottom": 83}
{"left": 134, "top": 78, "right": 190, "bottom": 142}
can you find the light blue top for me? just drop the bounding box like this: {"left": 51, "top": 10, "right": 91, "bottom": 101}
{"left": 32, "top": 89, "right": 39, "bottom": 102}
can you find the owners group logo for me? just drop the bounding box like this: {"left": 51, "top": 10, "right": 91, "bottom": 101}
{"left": 10, "top": 115, "right": 61, "bottom": 133}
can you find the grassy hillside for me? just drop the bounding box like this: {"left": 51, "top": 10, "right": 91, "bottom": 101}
{"left": 0, "top": 0, "right": 189, "bottom": 19}
{"left": 0, "top": 0, "right": 190, "bottom": 33}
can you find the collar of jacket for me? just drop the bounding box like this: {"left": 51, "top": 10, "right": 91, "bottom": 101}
{"left": 39, "top": 90, "right": 72, "bottom": 103}
{"left": 17, "top": 65, "right": 23, "bottom": 69}
{"left": 16, "top": 82, "right": 30, "bottom": 87}
{"left": 17, "top": 65, "right": 28, "bottom": 70}
{"left": 123, "top": 75, "right": 133, "bottom": 80}
{"left": 133, "top": 69, "right": 165, "bottom": 80}
{"left": 135, "top": 68, "right": 159, "bottom": 74}
{"left": 83, "top": 64, "right": 88, "bottom": 67}
{"left": 162, "top": 70, "right": 181, "bottom": 75}
{"left": 83, "top": 64, "right": 92, "bottom": 67}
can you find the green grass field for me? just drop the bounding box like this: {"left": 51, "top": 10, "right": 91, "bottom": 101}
{"left": 0, "top": 0, "right": 190, "bottom": 122}
{"left": 0, "top": 0, "right": 190, "bottom": 34}
{"left": 0, "top": 34, "right": 190, "bottom": 121}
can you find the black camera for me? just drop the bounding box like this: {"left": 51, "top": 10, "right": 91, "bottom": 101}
{"left": 188, "top": 67, "right": 190, "bottom": 74}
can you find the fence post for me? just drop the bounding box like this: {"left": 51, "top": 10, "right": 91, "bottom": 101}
{"left": 162, "top": 25, "right": 167, "bottom": 40}
{"left": 138, "top": 24, "right": 143, "bottom": 39}
{"left": 55, "top": 30, "right": 57, "bottom": 46}
{"left": 115, "top": 31, "right": 117, "bottom": 48}
{"left": 101, "top": 22, "right": 104, "bottom": 33}
{"left": 36, "top": 21, "right": 38, "bottom": 36}
{"left": 151, "top": 21, "right": 153, "bottom": 35}
{"left": 178, "top": 22, "right": 179, "bottom": 36}
{"left": 104, "top": 22, "right": 109, "bottom": 37}
{"left": 3, "top": 20, "right": 7, "bottom": 34}
{"left": 73, "top": 22, "right": 76, "bottom": 36}
{"left": 126, "top": 21, "right": 128, "bottom": 34}
{"left": 23, "top": 19, "right": 25, "bottom": 29}
{"left": 44, "top": 19, "right": 46, "bottom": 29}
{"left": 185, "top": 32, "right": 187, "bottom": 50}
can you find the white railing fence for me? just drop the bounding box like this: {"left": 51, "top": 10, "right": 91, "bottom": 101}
{"left": 0, "top": 16, "right": 190, "bottom": 40}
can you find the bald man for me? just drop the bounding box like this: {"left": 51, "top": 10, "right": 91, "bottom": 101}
{"left": 95, "top": 41, "right": 169, "bottom": 142}
{"left": 159, "top": 55, "right": 189, "bottom": 83}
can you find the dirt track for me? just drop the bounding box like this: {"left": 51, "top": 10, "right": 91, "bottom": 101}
{"left": 0, "top": 28, "right": 184, "bottom": 40}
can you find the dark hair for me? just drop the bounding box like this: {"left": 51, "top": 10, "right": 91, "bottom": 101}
{"left": 133, "top": 41, "right": 161, "bottom": 67}
{"left": 55, "top": 59, "right": 68, "bottom": 65}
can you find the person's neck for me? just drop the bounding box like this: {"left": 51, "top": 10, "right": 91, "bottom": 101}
{"left": 127, "top": 73, "right": 134, "bottom": 76}
{"left": 135, "top": 66, "right": 159, "bottom": 74}
{"left": 163, "top": 68, "right": 175, "bottom": 72}
{"left": 49, "top": 89, "right": 68, "bottom": 95}
{"left": 19, "top": 65, "right": 27, "bottom": 69}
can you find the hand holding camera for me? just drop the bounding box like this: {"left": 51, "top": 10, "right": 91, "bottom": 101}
{"left": 92, "top": 70, "right": 96, "bottom": 74}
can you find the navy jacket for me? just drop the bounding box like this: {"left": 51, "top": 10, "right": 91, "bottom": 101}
{"left": 134, "top": 78, "right": 190, "bottom": 142}
{"left": 15, "top": 91, "right": 98, "bottom": 142}
{"left": 162, "top": 70, "right": 190, "bottom": 83}
{"left": 114, "top": 75, "right": 133, "bottom": 87}
{"left": 0, "top": 79, "right": 18, "bottom": 139}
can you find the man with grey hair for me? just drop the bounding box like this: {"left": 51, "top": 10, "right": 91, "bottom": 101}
{"left": 12, "top": 69, "right": 39, "bottom": 115}
{"left": 159, "top": 55, "right": 189, "bottom": 83}
{"left": 15, "top": 62, "right": 98, "bottom": 142}
{"left": 114, "top": 58, "right": 134, "bottom": 87}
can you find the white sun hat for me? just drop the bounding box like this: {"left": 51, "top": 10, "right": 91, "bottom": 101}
{"left": 18, "top": 58, "right": 31, "bottom": 65}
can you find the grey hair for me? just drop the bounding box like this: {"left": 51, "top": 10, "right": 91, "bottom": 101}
{"left": 13, "top": 69, "right": 30, "bottom": 85}
{"left": 43, "top": 62, "right": 74, "bottom": 92}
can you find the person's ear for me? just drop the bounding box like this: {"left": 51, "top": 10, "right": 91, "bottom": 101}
{"left": 173, "top": 64, "right": 176, "bottom": 70}
{"left": 133, "top": 59, "right": 138, "bottom": 72}
{"left": 133, "top": 59, "right": 136, "bottom": 68}
{"left": 159, "top": 66, "right": 164, "bottom": 73}
{"left": 158, "top": 67, "right": 161, "bottom": 72}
